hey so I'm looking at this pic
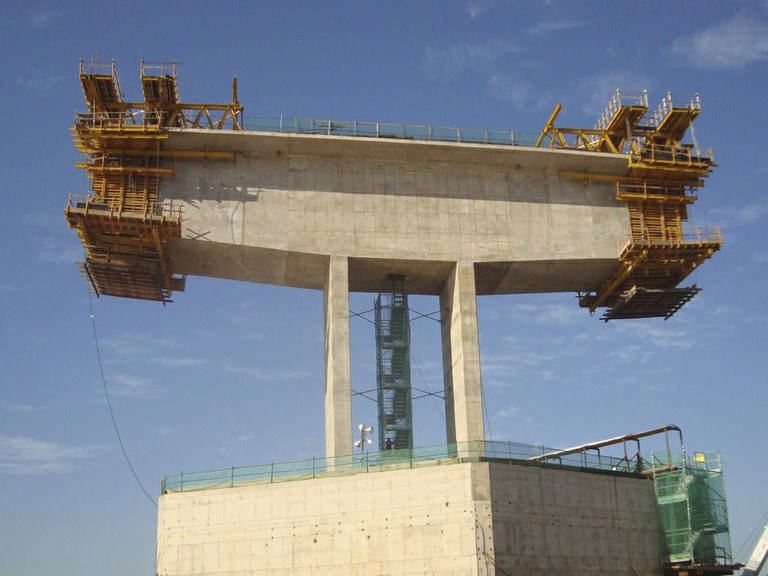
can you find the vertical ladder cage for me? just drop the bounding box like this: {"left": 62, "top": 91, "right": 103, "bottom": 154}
{"left": 375, "top": 275, "right": 413, "bottom": 452}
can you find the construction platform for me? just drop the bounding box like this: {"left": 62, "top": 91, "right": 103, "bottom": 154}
{"left": 66, "top": 60, "right": 242, "bottom": 302}
{"left": 67, "top": 63, "right": 721, "bottom": 320}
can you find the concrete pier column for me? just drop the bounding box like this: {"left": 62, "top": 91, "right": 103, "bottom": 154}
{"left": 440, "top": 261, "right": 485, "bottom": 453}
{"left": 324, "top": 255, "right": 352, "bottom": 460}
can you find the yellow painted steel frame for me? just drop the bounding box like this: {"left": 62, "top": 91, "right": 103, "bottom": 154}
{"left": 541, "top": 91, "right": 722, "bottom": 320}
{"left": 67, "top": 59, "right": 243, "bottom": 303}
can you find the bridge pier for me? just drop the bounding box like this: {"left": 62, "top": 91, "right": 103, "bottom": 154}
{"left": 323, "top": 258, "right": 486, "bottom": 459}
{"left": 440, "top": 262, "right": 485, "bottom": 453}
{"left": 323, "top": 255, "right": 352, "bottom": 459}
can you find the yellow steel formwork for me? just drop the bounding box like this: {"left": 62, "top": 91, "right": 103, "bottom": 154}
{"left": 538, "top": 90, "right": 721, "bottom": 320}
{"left": 66, "top": 59, "right": 242, "bottom": 302}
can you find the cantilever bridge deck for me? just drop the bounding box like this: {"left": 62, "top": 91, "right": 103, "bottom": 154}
{"left": 66, "top": 60, "right": 723, "bottom": 461}
{"left": 160, "top": 124, "right": 630, "bottom": 297}
{"left": 66, "top": 61, "right": 720, "bottom": 321}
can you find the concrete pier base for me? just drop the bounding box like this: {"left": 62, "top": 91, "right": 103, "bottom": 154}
{"left": 324, "top": 255, "right": 352, "bottom": 459}
{"left": 156, "top": 461, "right": 661, "bottom": 576}
{"left": 441, "top": 262, "right": 485, "bottom": 451}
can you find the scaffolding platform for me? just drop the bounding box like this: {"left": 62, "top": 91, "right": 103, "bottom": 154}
{"left": 599, "top": 286, "right": 701, "bottom": 321}
{"left": 580, "top": 230, "right": 722, "bottom": 319}
{"left": 67, "top": 59, "right": 243, "bottom": 303}
{"left": 538, "top": 90, "right": 720, "bottom": 320}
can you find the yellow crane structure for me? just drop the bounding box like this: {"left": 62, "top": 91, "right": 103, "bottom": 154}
{"left": 537, "top": 90, "right": 722, "bottom": 320}
{"left": 65, "top": 60, "right": 242, "bottom": 302}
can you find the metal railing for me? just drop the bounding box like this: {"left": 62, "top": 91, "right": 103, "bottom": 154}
{"left": 619, "top": 225, "right": 723, "bottom": 251}
{"left": 243, "top": 116, "right": 539, "bottom": 147}
{"left": 652, "top": 92, "right": 701, "bottom": 128}
{"left": 161, "top": 439, "right": 646, "bottom": 494}
{"left": 66, "top": 193, "right": 183, "bottom": 221}
{"left": 595, "top": 89, "right": 649, "bottom": 131}
{"left": 633, "top": 141, "right": 714, "bottom": 166}
{"left": 75, "top": 110, "right": 166, "bottom": 131}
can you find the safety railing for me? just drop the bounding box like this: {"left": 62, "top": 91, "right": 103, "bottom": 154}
{"left": 619, "top": 226, "right": 723, "bottom": 252}
{"left": 595, "top": 89, "right": 649, "bottom": 131}
{"left": 243, "top": 116, "right": 539, "bottom": 147}
{"left": 75, "top": 110, "right": 166, "bottom": 132}
{"left": 616, "top": 180, "right": 693, "bottom": 200}
{"left": 66, "top": 193, "right": 183, "bottom": 221}
{"left": 651, "top": 92, "right": 701, "bottom": 128}
{"left": 76, "top": 105, "right": 242, "bottom": 132}
{"left": 161, "top": 439, "right": 644, "bottom": 494}
{"left": 632, "top": 141, "right": 714, "bottom": 167}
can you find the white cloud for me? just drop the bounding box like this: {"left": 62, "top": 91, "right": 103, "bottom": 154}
{"left": 576, "top": 71, "right": 651, "bottom": 119}
{"left": 0, "top": 435, "right": 100, "bottom": 474}
{"left": 467, "top": 0, "right": 496, "bottom": 20}
{"left": 28, "top": 8, "right": 63, "bottom": 29}
{"left": 735, "top": 203, "right": 768, "bottom": 224}
{"left": 495, "top": 404, "right": 521, "bottom": 419}
{"left": 710, "top": 203, "right": 768, "bottom": 229}
{"left": 424, "top": 40, "right": 520, "bottom": 81}
{"left": 613, "top": 323, "right": 693, "bottom": 350}
{"left": 609, "top": 344, "right": 651, "bottom": 363}
{"left": 37, "top": 237, "right": 84, "bottom": 265}
{"left": 221, "top": 361, "right": 311, "bottom": 382}
{"left": 218, "top": 434, "right": 255, "bottom": 456}
{"left": 528, "top": 19, "right": 581, "bottom": 37}
{"left": 150, "top": 356, "right": 209, "bottom": 368}
{"left": 533, "top": 303, "right": 584, "bottom": 325}
{"left": 17, "top": 71, "right": 66, "bottom": 96}
{"left": 102, "top": 333, "right": 181, "bottom": 358}
{"left": 500, "top": 300, "right": 584, "bottom": 324}
{"left": 671, "top": 14, "right": 768, "bottom": 70}
{"left": 2, "top": 402, "right": 36, "bottom": 413}
{"left": 108, "top": 373, "right": 158, "bottom": 399}
{"left": 488, "top": 72, "right": 536, "bottom": 108}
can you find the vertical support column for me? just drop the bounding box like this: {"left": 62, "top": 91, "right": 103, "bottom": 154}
{"left": 440, "top": 261, "right": 485, "bottom": 455}
{"left": 324, "top": 255, "right": 352, "bottom": 460}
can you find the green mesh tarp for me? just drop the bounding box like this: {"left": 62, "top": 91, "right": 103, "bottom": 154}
{"left": 653, "top": 452, "right": 732, "bottom": 566}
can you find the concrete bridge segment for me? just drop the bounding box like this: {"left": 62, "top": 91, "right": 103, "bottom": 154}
{"left": 161, "top": 129, "right": 631, "bottom": 458}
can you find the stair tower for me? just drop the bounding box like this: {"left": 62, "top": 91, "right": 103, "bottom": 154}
{"left": 375, "top": 275, "right": 413, "bottom": 451}
{"left": 537, "top": 90, "right": 722, "bottom": 320}
{"left": 652, "top": 451, "right": 734, "bottom": 576}
{"left": 65, "top": 59, "right": 243, "bottom": 302}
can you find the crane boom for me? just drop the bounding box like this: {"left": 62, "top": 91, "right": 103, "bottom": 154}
{"left": 743, "top": 525, "right": 768, "bottom": 576}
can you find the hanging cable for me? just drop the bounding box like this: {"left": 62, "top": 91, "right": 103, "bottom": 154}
{"left": 409, "top": 352, "right": 445, "bottom": 420}
{"left": 88, "top": 289, "right": 157, "bottom": 507}
{"left": 481, "top": 376, "right": 493, "bottom": 443}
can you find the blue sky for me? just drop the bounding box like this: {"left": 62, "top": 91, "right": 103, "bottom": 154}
{"left": 1, "top": 1, "right": 767, "bottom": 574}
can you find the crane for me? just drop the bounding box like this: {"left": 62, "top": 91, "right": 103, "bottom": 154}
{"left": 743, "top": 525, "right": 768, "bottom": 576}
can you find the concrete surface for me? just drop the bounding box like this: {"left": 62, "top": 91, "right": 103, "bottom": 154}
{"left": 156, "top": 460, "right": 661, "bottom": 576}
{"left": 160, "top": 130, "right": 631, "bottom": 459}
{"left": 164, "top": 131, "right": 628, "bottom": 295}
